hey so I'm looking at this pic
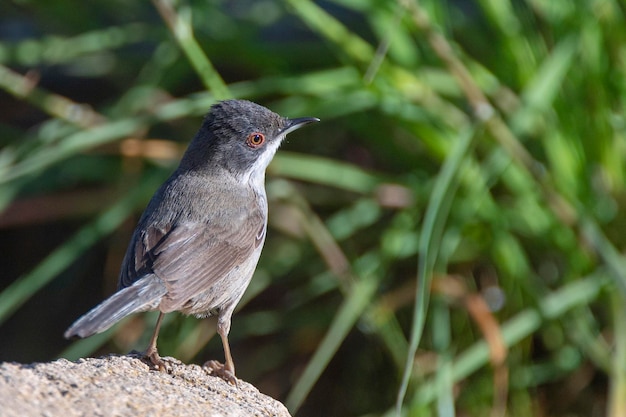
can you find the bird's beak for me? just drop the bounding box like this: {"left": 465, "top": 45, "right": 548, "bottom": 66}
{"left": 281, "top": 117, "right": 320, "bottom": 136}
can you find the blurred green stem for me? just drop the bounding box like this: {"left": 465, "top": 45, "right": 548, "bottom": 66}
{"left": 152, "top": 0, "right": 230, "bottom": 100}
{"left": 285, "top": 0, "right": 374, "bottom": 65}
{"left": 0, "top": 171, "right": 164, "bottom": 325}
{"left": 608, "top": 289, "right": 626, "bottom": 417}
{"left": 396, "top": 127, "right": 478, "bottom": 413}
{"left": 0, "top": 64, "right": 105, "bottom": 128}
{"left": 285, "top": 276, "right": 378, "bottom": 414}
{"left": 433, "top": 298, "right": 455, "bottom": 417}
{"left": 0, "top": 119, "right": 143, "bottom": 184}
{"left": 411, "top": 272, "right": 608, "bottom": 407}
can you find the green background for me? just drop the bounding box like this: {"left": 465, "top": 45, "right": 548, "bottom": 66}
{"left": 1, "top": 0, "right": 625, "bottom": 416}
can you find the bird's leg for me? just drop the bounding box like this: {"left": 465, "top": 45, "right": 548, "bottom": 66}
{"left": 220, "top": 330, "right": 236, "bottom": 375}
{"left": 204, "top": 316, "right": 237, "bottom": 385}
{"left": 143, "top": 312, "right": 170, "bottom": 372}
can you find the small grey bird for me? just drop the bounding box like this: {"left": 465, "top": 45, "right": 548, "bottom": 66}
{"left": 64, "top": 99, "right": 319, "bottom": 381}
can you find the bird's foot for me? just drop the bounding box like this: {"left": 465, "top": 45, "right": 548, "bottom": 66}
{"left": 203, "top": 360, "right": 238, "bottom": 386}
{"left": 143, "top": 347, "right": 172, "bottom": 373}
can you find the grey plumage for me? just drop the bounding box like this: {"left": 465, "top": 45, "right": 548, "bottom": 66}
{"left": 64, "top": 274, "right": 166, "bottom": 338}
{"left": 64, "top": 100, "right": 319, "bottom": 380}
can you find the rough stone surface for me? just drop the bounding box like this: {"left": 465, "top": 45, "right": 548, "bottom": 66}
{"left": 0, "top": 354, "right": 291, "bottom": 417}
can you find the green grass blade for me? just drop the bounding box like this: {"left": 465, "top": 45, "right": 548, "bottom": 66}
{"left": 411, "top": 272, "right": 609, "bottom": 407}
{"left": 396, "top": 126, "right": 478, "bottom": 413}
{"left": 579, "top": 215, "right": 626, "bottom": 294}
{"left": 271, "top": 151, "right": 382, "bottom": 194}
{"left": 608, "top": 290, "right": 626, "bottom": 417}
{"left": 436, "top": 354, "right": 455, "bottom": 417}
{"left": 511, "top": 36, "right": 577, "bottom": 135}
{"left": 0, "top": 171, "right": 164, "bottom": 325}
{"left": 284, "top": 0, "right": 374, "bottom": 65}
{"left": 152, "top": 0, "right": 230, "bottom": 100}
{"left": 0, "top": 119, "right": 143, "bottom": 184}
{"left": 285, "top": 276, "right": 378, "bottom": 414}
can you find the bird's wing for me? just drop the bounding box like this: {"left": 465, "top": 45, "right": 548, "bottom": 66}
{"left": 123, "top": 207, "right": 266, "bottom": 310}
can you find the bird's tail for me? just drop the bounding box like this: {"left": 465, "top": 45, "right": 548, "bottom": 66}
{"left": 64, "top": 274, "right": 167, "bottom": 339}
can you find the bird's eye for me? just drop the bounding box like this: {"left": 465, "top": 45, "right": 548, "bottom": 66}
{"left": 246, "top": 132, "right": 265, "bottom": 148}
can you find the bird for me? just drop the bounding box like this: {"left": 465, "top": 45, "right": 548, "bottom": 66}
{"left": 64, "top": 99, "right": 319, "bottom": 382}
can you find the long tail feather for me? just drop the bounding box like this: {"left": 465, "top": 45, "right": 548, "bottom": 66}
{"left": 64, "top": 274, "right": 167, "bottom": 338}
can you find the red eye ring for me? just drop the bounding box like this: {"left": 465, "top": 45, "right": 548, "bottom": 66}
{"left": 246, "top": 132, "right": 265, "bottom": 148}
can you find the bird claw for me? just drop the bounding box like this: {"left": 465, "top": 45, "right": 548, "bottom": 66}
{"left": 144, "top": 347, "right": 172, "bottom": 373}
{"left": 203, "top": 360, "right": 238, "bottom": 387}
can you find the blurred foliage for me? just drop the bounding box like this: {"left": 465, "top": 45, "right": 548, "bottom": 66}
{"left": 1, "top": 0, "right": 626, "bottom": 416}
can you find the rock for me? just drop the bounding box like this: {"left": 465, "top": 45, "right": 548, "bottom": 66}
{"left": 0, "top": 354, "right": 291, "bottom": 417}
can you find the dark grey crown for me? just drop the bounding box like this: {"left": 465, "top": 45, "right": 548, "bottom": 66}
{"left": 179, "top": 100, "right": 286, "bottom": 174}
